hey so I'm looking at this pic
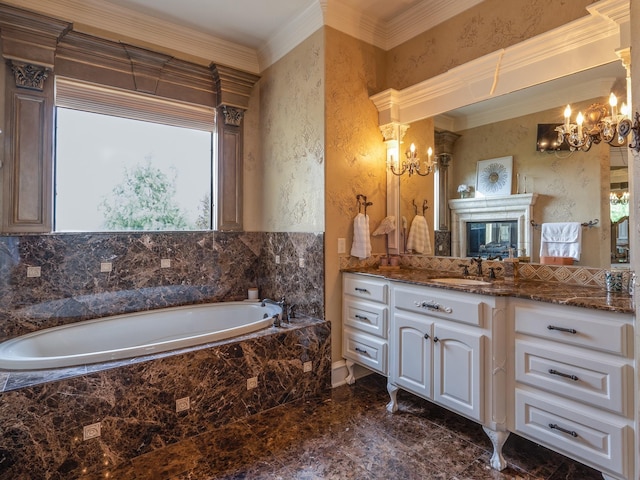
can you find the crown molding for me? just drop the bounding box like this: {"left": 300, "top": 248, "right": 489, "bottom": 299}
{"left": 258, "top": 1, "right": 324, "bottom": 71}
{"left": 0, "top": 0, "right": 260, "bottom": 73}
{"left": 385, "top": 0, "right": 484, "bottom": 50}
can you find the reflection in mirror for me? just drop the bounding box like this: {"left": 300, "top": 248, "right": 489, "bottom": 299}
{"left": 397, "top": 118, "right": 435, "bottom": 254}
{"left": 408, "top": 61, "right": 630, "bottom": 269}
{"left": 610, "top": 149, "right": 629, "bottom": 266}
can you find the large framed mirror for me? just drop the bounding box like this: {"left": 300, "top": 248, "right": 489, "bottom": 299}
{"left": 371, "top": 0, "right": 630, "bottom": 270}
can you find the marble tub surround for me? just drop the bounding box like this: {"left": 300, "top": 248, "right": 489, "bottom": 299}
{"left": 0, "top": 317, "right": 330, "bottom": 480}
{"left": 342, "top": 266, "right": 634, "bottom": 313}
{"left": 340, "top": 253, "right": 627, "bottom": 289}
{"left": 0, "top": 231, "right": 324, "bottom": 342}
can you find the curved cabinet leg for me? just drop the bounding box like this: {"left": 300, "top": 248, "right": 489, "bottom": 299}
{"left": 482, "top": 427, "right": 510, "bottom": 471}
{"left": 345, "top": 360, "right": 356, "bottom": 385}
{"left": 386, "top": 382, "right": 399, "bottom": 413}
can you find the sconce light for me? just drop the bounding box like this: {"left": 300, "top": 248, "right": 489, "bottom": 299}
{"left": 390, "top": 143, "right": 434, "bottom": 177}
{"left": 555, "top": 93, "right": 631, "bottom": 152}
{"left": 610, "top": 191, "right": 629, "bottom": 205}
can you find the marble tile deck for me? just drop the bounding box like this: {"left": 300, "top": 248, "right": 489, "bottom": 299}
{"left": 105, "top": 374, "right": 603, "bottom": 480}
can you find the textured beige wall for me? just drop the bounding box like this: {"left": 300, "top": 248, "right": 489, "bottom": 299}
{"left": 325, "top": 27, "right": 387, "bottom": 362}
{"left": 387, "top": 0, "right": 593, "bottom": 90}
{"left": 244, "top": 30, "right": 325, "bottom": 232}
{"left": 450, "top": 100, "right": 610, "bottom": 268}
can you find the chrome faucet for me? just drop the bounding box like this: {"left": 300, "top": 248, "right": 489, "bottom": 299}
{"left": 470, "top": 256, "right": 483, "bottom": 276}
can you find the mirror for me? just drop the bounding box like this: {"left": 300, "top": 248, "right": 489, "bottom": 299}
{"left": 399, "top": 61, "right": 628, "bottom": 269}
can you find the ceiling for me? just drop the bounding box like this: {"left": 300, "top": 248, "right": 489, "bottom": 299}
{"left": 101, "top": 0, "right": 428, "bottom": 49}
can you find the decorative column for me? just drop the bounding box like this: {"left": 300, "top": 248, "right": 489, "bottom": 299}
{"left": 211, "top": 64, "right": 259, "bottom": 231}
{"left": 434, "top": 130, "right": 460, "bottom": 256}
{"left": 0, "top": 5, "right": 70, "bottom": 232}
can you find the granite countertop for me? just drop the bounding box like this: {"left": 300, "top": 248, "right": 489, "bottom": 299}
{"left": 343, "top": 267, "right": 635, "bottom": 314}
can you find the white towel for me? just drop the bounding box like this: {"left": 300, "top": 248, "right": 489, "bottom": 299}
{"left": 406, "top": 215, "right": 432, "bottom": 254}
{"left": 539, "top": 222, "right": 582, "bottom": 260}
{"left": 350, "top": 213, "right": 371, "bottom": 259}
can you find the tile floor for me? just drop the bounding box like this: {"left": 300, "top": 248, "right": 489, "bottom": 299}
{"left": 109, "top": 374, "right": 604, "bottom": 479}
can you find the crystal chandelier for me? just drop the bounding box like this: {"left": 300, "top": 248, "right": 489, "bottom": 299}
{"left": 390, "top": 143, "right": 434, "bottom": 177}
{"left": 610, "top": 191, "right": 629, "bottom": 205}
{"left": 555, "top": 93, "right": 631, "bottom": 152}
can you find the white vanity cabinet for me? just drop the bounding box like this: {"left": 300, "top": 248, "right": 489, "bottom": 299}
{"left": 342, "top": 273, "right": 389, "bottom": 383}
{"left": 389, "top": 283, "right": 487, "bottom": 422}
{"left": 510, "top": 299, "right": 635, "bottom": 479}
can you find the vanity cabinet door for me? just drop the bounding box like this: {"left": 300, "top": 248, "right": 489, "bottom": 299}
{"left": 433, "top": 323, "right": 484, "bottom": 422}
{"left": 391, "top": 312, "right": 434, "bottom": 399}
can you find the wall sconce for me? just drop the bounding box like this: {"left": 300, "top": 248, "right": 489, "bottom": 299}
{"left": 390, "top": 143, "right": 434, "bottom": 177}
{"left": 555, "top": 93, "right": 631, "bottom": 152}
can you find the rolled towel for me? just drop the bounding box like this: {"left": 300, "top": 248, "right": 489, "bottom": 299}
{"left": 406, "top": 215, "right": 432, "bottom": 254}
{"left": 350, "top": 213, "right": 371, "bottom": 259}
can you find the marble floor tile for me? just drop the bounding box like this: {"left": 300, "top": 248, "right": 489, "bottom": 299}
{"left": 106, "top": 373, "right": 605, "bottom": 480}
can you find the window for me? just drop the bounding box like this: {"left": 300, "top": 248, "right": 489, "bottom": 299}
{"left": 54, "top": 78, "right": 216, "bottom": 232}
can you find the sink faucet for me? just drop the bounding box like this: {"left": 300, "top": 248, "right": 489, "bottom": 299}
{"left": 470, "top": 256, "right": 483, "bottom": 276}
{"left": 261, "top": 296, "right": 289, "bottom": 324}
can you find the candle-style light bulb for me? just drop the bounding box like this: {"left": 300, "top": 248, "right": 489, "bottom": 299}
{"left": 621, "top": 102, "right": 629, "bottom": 117}
{"left": 427, "top": 146, "right": 433, "bottom": 166}
{"left": 564, "top": 104, "right": 571, "bottom": 130}
{"left": 576, "top": 111, "right": 584, "bottom": 137}
{"left": 609, "top": 92, "right": 618, "bottom": 117}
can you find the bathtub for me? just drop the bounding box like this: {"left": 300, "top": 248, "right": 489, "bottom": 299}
{"left": 0, "top": 301, "right": 281, "bottom": 371}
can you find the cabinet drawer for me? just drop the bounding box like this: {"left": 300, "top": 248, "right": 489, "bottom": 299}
{"left": 515, "top": 389, "right": 631, "bottom": 478}
{"left": 514, "top": 303, "right": 630, "bottom": 355}
{"left": 343, "top": 328, "right": 388, "bottom": 375}
{"left": 516, "top": 339, "right": 630, "bottom": 415}
{"left": 393, "top": 285, "right": 483, "bottom": 326}
{"left": 343, "top": 299, "right": 388, "bottom": 338}
{"left": 343, "top": 274, "right": 388, "bottom": 303}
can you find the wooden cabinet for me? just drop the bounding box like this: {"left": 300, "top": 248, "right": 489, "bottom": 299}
{"left": 342, "top": 273, "right": 389, "bottom": 383}
{"left": 511, "top": 299, "right": 634, "bottom": 479}
{"left": 388, "top": 283, "right": 489, "bottom": 423}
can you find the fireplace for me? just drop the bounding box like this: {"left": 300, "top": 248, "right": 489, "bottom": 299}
{"left": 448, "top": 193, "right": 538, "bottom": 259}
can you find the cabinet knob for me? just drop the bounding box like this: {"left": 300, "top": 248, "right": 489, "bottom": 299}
{"left": 433, "top": 336, "right": 439, "bottom": 343}
{"left": 424, "top": 333, "right": 430, "bottom": 340}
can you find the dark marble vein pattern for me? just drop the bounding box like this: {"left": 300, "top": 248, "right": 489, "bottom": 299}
{"left": 0, "top": 317, "right": 330, "bottom": 479}
{"left": 57, "top": 374, "right": 602, "bottom": 480}
{"left": 0, "top": 231, "right": 324, "bottom": 342}
{"left": 343, "top": 266, "right": 634, "bottom": 314}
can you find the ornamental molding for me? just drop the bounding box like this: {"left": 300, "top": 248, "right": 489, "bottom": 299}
{"left": 221, "top": 105, "right": 245, "bottom": 126}
{"left": 10, "top": 62, "right": 49, "bottom": 91}
{"left": 379, "top": 123, "right": 409, "bottom": 142}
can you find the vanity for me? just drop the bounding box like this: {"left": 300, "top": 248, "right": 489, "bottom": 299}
{"left": 342, "top": 269, "right": 634, "bottom": 480}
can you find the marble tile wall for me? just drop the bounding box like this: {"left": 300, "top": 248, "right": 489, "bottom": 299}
{"left": 0, "top": 317, "right": 331, "bottom": 479}
{"left": 0, "top": 231, "right": 324, "bottom": 342}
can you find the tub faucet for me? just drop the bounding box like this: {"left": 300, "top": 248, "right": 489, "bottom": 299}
{"left": 261, "top": 296, "right": 290, "bottom": 324}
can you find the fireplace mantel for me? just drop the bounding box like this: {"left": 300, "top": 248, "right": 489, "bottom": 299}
{"left": 448, "top": 193, "right": 539, "bottom": 258}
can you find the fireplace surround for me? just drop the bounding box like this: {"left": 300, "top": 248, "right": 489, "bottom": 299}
{"left": 448, "top": 193, "right": 538, "bottom": 259}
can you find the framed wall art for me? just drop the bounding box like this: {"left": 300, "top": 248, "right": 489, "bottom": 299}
{"left": 475, "top": 156, "right": 513, "bottom": 197}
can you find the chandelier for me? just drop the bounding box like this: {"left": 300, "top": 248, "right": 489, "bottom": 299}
{"left": 610, "top": 191, "right": 629, "bottom": 205}
{"left": 555, "top": 94, "right": 631, "bottom": 152}
{"left": 390, "top": 143, "right": 434, "bottom": 177}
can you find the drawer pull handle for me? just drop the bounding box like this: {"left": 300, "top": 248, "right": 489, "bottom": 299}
{"left": 414, "top": 301, "right": 453, "bottom": 314}
{"left": 424, "top": 333, "right": 430, "bottom": 340}
{"left": 549, "top": 423, "right": 578, "bottom": 438}
{"left": 355, "top": 287, "right": 370, "bottom": 294}
{"left": 547, "top": 325, "right": 577, "bottom": 334}
{"left": 355, "top": 347, "right": 369, "bottom": 356}
{"left": 354, "top": 314, "right": 369, "bottom": 322}
{"left": 548, "top": 369, "right": 579, "bottom": 381}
